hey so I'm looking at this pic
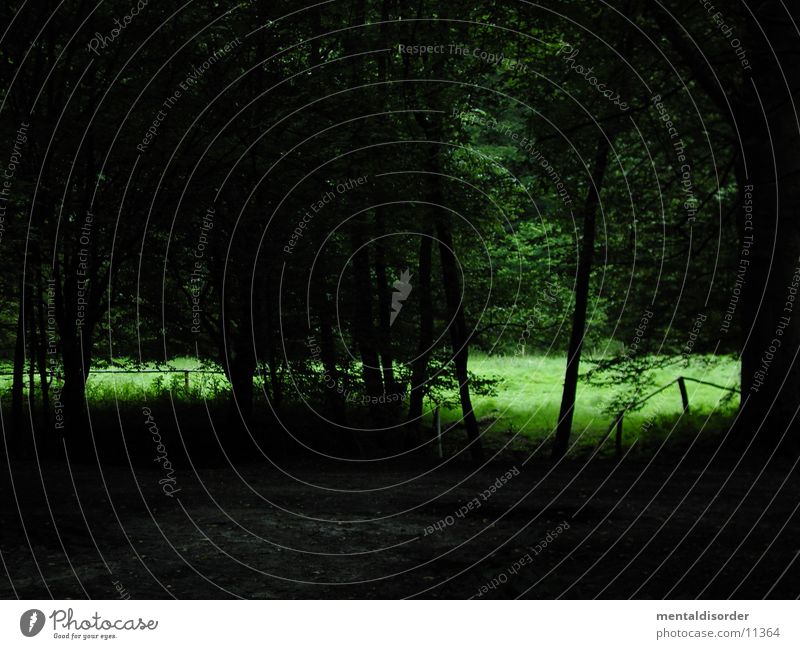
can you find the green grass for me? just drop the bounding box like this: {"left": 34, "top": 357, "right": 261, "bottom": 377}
{"left": 437, "top": 353, "right": 740, "bottom": 450}
{"left": 0, "top": 359, "right": 231, "bottom": 405}
{"left": 1, "top": 353, "right": 740, "bottom": 451}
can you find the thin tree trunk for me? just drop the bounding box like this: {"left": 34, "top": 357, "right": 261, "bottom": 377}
{"left": 553, "top": 137, "right": 611, "bottom": 460}
{"left": 264, "top": 308, "right": 283, "bottom": 411}
{"left": 35, "top": 268, "right": 51, "bottom": 432}
{"left": 227, "top": 348, "right": 256, "bottom": 424}
{"left": 26, "top": 289, "right": 37, "bottom": 425}
{"left": 374, "top": 207, "right": 396, "bottom": 393}
{"left": 407, "top": 234, "right": 434, "bottom": 436}
{"left": 318, "top": 297, "right": 347, "bottom": 426}
{"left": 350, "top": 226, "right": 384, "bottom": 403}
{"left": 11, "top": 288, "right": 26, "bottom": 437}
{"left": 436, "top": 215, "right": 484, "bottom": 462}
{"left": 429, "top": 166, "right": 483, "bottom": 461}
{"left": 59, "top": 332, "right": 91, "bottom": 440}
{"left": 55, "top": 262, "right": 91, "bottom": 440}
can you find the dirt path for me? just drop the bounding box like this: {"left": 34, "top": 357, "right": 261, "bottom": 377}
{"left": 1, "top": 453, "right": 798, "bottom": 599}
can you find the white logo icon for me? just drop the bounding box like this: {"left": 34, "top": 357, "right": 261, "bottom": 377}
{"left": 20, "top": 609, "right": 45, "bottom": 637}
{"left": 390, "top": 269, "right": 413, "bottom": 326}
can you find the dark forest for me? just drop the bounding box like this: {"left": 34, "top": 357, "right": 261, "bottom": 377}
{"left": 1, "top": 0, "right": 799, "bottom": 601}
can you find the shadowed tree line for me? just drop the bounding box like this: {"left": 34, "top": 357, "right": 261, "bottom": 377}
{"left": 1, "top": 0, "right": 798, "bottom": 462}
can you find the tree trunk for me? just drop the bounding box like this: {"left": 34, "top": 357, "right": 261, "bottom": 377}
{"left": 35, "top": 269, "right": 51, "bottom": 433}
{"left": 11, "top": 288, "right": 26, "bottom": 438}
{"left": 26, "top": 288, "right": 37, "bottom": 424}
{"left": 54, "top": 262, "right": 92, "bottom": 441}
{"left": 313, "top": 291, "right": 347, "bottom": 426}
{"left": 435, "top": 192, "right": 484, "bottom": 462}
{"left": 374, "top": 207, "right": 396, "bottom": 394}
{"left": 654, "top": 1, "right": 800, "bottom": 452}
{"left": 59, "top": 331, "right": 91, "bottom": 440}
{"left": 228, "top": 349, "right": 256, "bottom": 424}
{"left": 437, "top": 225, "right": 483, "bottom": 461}
{"left": 350, "top": 226, "right": 384, "bottom": 404}
{"left": 735, "top": 93, "right": 800, "bottom": 447}
{"left": 265, "top": 336, "right": 283, "bottom": 411}
{"left": 726, "top": 3, "right": 800, "bottom": 450}
{"left": 407, "top": 234, "right": 434, "bottom": 438}
{"left": 553, "top": 137, "right": 611, "bottom": 460}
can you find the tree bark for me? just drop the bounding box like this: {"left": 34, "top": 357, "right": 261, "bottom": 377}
{"left": 227, "top": 346, "right": 256, "bottom": 424}
{"left": 26, "top": 288, "right": 37, "bottom": 423}
{"left": 35, "top": 268, "right": 51, "bottom": 433}
{"left": 374, "top": 207, "right": 396, "bottom": 394}
{"left": 655, "top": 1, "right": 800, "bottom": 450}
{"left": 350, "top": 225, "right": 384, "bottom": 405}
{"left": 11, "top": 285, "right": 26, "bottom": 438}
{"left": 431, "top": 169, "right": 484, "bottom": 462}
{"left": 407, "top": 234, "right": 434, "bottom": 435}
{"left": 436, "top": 218, "right": 483, "bottom": 462}
{"left": 53, "top": 258, "right": 92, "bottom": 440}
{"left": 553, "top": 137, "right": 611, "bottom": 460}
{"left": 734, "top": 53, "right": 800, "bottom": 447}
{"left": 317, "top": 300, "right": 348, "bottom": 426}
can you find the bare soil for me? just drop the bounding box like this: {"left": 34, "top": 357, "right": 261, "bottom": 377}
{"left": 1, "top": 450, "right": 798, "bottom": 599}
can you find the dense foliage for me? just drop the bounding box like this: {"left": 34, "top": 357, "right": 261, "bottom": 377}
{"left": 1, "top": 0, "right": 798, "bottom": 460}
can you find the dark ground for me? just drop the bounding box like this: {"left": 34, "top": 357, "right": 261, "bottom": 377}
{"left": 1, "top": 445, "right": 798, "bottom": 599}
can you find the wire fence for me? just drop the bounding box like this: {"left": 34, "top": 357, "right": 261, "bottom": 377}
{"left": 597, "top": 375, "right": 739, "bottom": 457}
{"left": 1, "top": 369, "right": 740, "bottom": 453}
{"left": 0, "top": 367, "right": 228, "bottom": 391}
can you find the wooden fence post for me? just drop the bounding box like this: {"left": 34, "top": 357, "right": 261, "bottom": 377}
{"left": 677, "top": 376, "right": 689, "bottom": 413}
{"left": 435, "top": 406, "right": 442, "bottom": 458}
